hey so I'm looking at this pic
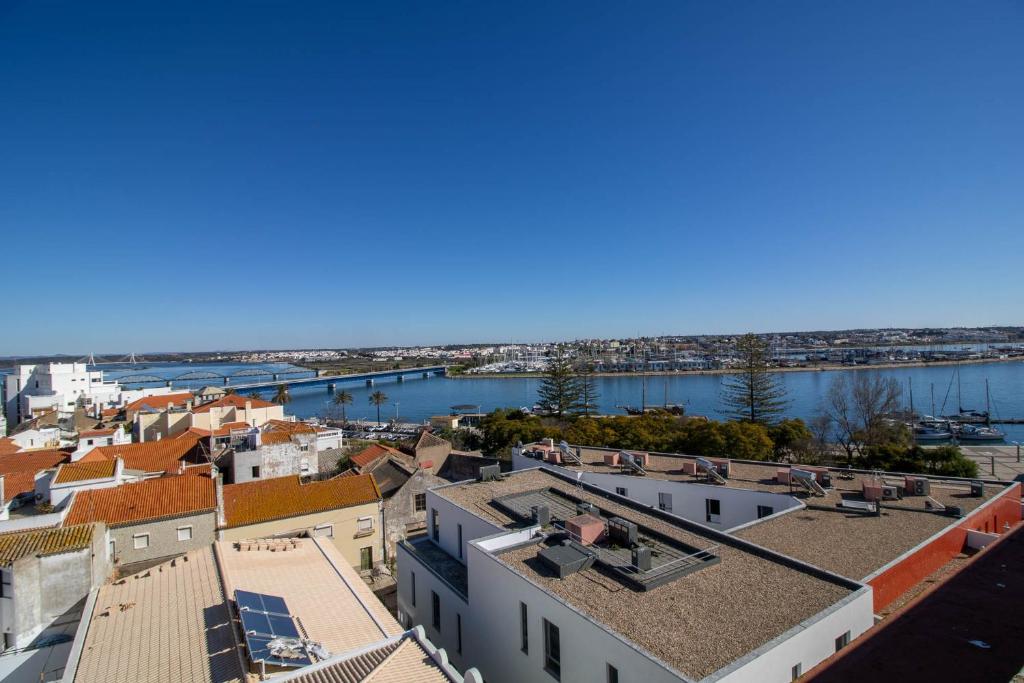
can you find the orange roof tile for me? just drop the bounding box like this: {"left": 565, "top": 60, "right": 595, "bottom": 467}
{"left": 221, "top": 474, "right": 381, "bottom": 528}
{"left": 91, "top": 436, "right": 202, "bottom": 474}
{"left": 123, "top": 392, "right": 193, "bottom": 413}
{"left": 349, "top": 443, "right": 403, "bottom": 470}
{"left": 0, "top": 449, "right": 70, "bottom": 502}
{"left": 79, "top": 427, "right": 118, "bottom": 437}
{"left": 263, "top": 419, "right": 316, "bottom": 434}
{"left": 0, "top": 438, "right": 21, "bottom": 456}
{"left": 53, "top": 459, "right": 117, "bottom": 485}
{"left": 0, "top": 524, "right": 97, "bottom": 567}
{"left": 191, "top": 394, "right": 277, "bottom": 413}
{"left": 258, "top": 431, "right": 295, "bottom": 446}
{"left": 65, "top": 475, "right": 216, "bottom": 527}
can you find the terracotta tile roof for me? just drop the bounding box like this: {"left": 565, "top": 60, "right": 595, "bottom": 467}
{"left": 0, "top": 449, "right": 69, "bottom": 502}
{"left": 221, "top": 474, "right": 381, "bottom": 528}
{"left": 0, "top": 438, "right": 23, "bottom": 455}
{"left": 77, "top": 449, "right": 110, "bottom": 463}
{"left": 180, "top": 421, "right": 252, "bottom": 439}
{"left": 91, "top": 436, "right": 202, "bottom": 474}
{"left": 53, "top": 459, "right": 117, "bottom": 485}
{"left": 65, "top": 475, "right": 216, "bottom": 527}
{"left": 79, "top": 427, "right": 118, "bottom": 437}
{"left": 191, "top": 394, "right": 276, "bottom": 413}
{"left": 258, "top": 431, "right": 295, "bottom": 446}
{"left": 413, "top": 429, "right": 450, "bottom": 452}
{"left": 123, "top": 392, "right": 193, "bottom": 413}
{"left": 350, "top": 443, "right": 403, "bottom": 470}
{"left": 0, "top": 524, "right": 97, "bottom": 567}
{"left": 263, "top": 419, "right": 316, "bottom": 434}
{"left": 101, "top": 408, "right": 120, "bottom": 418}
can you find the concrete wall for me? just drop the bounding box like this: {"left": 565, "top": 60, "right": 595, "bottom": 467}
{"left": 426, "top": 490, "right": 502, "bottom": 563}
{"left": 383, "top": 470, "right": 446, "bottom": 561}
{"left": 231, "top": 436, "right": 317, "bottom": 484}
{"left": 415, "top": 440, "right": 452, "bottom": 476}
{"left": 220, "top": 501, "right": 383, "bottom": 570}
{"left": 111, "top": 512, "right": 216, "bottom": 573}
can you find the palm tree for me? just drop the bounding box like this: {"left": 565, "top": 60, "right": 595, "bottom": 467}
{"left": 368, "top": 390, "right": 389, "bottom": 425}
{"left": 249, "top": 391, "right": 265, "bottom": 402}
{"left": 333, "top": 389, "right": 353, "bottom": 424}
{"left": 272, "top": 384, "right": 291, "bottom": 405}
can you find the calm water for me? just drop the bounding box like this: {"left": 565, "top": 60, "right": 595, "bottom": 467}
{"left": 9, "top": 359, "right": 1016, "bottom": 441}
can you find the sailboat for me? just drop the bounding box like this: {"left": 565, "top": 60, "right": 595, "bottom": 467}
{"left": 910, "top": 379, "right": 953, "bottom": 442}
{"left": 955, "top": 379, "right": 1005, "bottom": 443}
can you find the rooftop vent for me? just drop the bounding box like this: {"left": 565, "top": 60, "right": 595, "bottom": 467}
{"left": 836, "top": 499, "right": 879, "bottom": 516}
{"left": 632, "top": 545, "right": 652, "bottom": 572}
{"left": 970, "top": 481, "right": 984, "bottom": 497}
{"left": 531, "top": 505, "right": 550, "bottom": 527}
{"left": 607, "top": 517, "right": 638, "bottom": 547}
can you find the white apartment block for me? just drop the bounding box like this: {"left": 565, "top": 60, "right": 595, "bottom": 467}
{"left": 3, "top": 363, "right": 121, "bottom": 426}
{"left": 397, "top": 466, "right": 874, "bottom": 683}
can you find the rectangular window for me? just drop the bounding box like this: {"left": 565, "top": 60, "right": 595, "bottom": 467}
{"left": 520, "top": 602, "right": 529, "bottom": 653}
{"left": 360, "top": 546, "right": 373, "bottom": 571}
{"left": 432, "top": 591, "right": 441, "bottom": 631}
{"left": 658, "top": 492, "right": 673, "bottom": 512}
{"left": 757, "top": 505, "right": 774, "bottom": 519}
{"left": 431, "top": 508, "right": 440, "bottom": 542}
{"left": 543, "top": 619, "right": 561, "bottom": 679}
{"left": 791, "top": 663, "right": 802, "bottom": 680}
{"left": 414, "top": 493, "right": 427, "bottom": 512}
{"left": 457, "top": 613, "right": 463, "bottom": 654}
{"left": 835, "top": 631, "right": 851, "bottom": 652}
{"left": 108, "top": 539, "right": 115, "bottom": 558}
{"left": 457, "top": 524, "right": 463, "bottom": 559}
{"left": 314, "top": 523, "right": 334, "bottom": 538}
{"left": 705, "top": 498, "right": 721, "bottom": 523}
{"left": 0, "top": 572, "right": 11, "bottom": 599}
{"left": 607, "top": 664, "right": 619, "bottom": 683}
{"left": 357, "top": 516, "right": 374, "bottom": 536}
{"left": 176, "top": 526, "right": 193, "bottom": 542}
{"left": 411, "top": 571, "right": 416, "bottom": 606}
{"left": 615, "top": 486, "right": 628, "bottom": 496}
{"left": 133, "top": 533, "right": 150, "bottom": 550}
{"left": 251, "top": 465, "right": 261, "bottom": 479}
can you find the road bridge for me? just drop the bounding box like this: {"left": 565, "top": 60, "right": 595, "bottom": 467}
{"left": 228, "top": 365, "right": 449, "bottom": 392}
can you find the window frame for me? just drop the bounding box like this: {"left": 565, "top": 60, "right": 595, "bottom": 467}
{"left": 176, "top": 525, "right": 193, "bottom": 542}
{"left": 615, "top": 486, "right": 628, "bottom": 496}
{"left": 360, "top": 546, "right": 373, "bottom": 571}
{"left": 658, "top": 491, "right": 673, "bottom": 512}
{"left": 757, "top": 504, "right": 774, "bottom": 519}
{"left": 133, "top": 533, "right": 150, "bottom": 550}
{"left": 835, "top": 631, "right": 851, "bottom": 652}
{"left": 607, "top": 663, "right": 619, "bottom": 683}
{"left": 414, "top": 493, "right": 427, "bottom": 512}
{"left": 705, "top": 498, "right": 721, "bottom": 523}
{"left": 543, "top": 618, "right": 561, "bottom": 679}
{"left": 520, "top": 602, "right": 529, "bottom": 654}
{"left": 411, "top": 571, "right": 416, "bottom": 606}
{"left": 431, "top": 591, "right": 441, "bottom": 631}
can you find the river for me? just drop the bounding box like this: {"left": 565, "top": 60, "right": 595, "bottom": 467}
{"left": 96, "top": 359, "right": 1024, "bottom": 442}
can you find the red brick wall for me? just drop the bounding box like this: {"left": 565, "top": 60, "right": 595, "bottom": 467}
{"left": 868, "top": 482, "right": 1021, "bottom": 611}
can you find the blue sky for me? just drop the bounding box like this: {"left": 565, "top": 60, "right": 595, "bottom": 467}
{"left": 1, "top": 1, "right": 1021, "bottom": 354}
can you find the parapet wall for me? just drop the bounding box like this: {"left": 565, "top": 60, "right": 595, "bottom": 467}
{"left": 866, "top": 482, "right": 1021, "bottom": 611}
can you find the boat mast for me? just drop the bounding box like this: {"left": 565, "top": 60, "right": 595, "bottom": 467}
{"left": 985, "top": 379, "right": 991, "bottom": 426}
{"left": 956, "top": 361, "right": 963, "bottom": 413}
{"left": 930, "top": 383, "right": 936, "bottom": 418}
{"left": 908, "top": 378, "right": 914, "bottom": 421}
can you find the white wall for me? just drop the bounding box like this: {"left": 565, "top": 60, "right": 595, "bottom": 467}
{"left": 512, "top": 451, "right": 801, "bottom": 531}
{"left": 426, "top": 489, "right": 502, "bottom": 563}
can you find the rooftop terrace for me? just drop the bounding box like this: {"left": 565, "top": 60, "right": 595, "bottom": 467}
{"left": 436, "top": 468, "right": 859, "bottom": 681}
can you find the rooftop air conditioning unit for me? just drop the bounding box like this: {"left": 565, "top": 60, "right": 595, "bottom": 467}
{"left": 905, "top": 477, "right": 930, "bottom": 496}
{"left": 531, "top": 505, "right": 550, "bottom": 527}
{"left": 608, "top": 517, "right": 638, "bottom": 547}
{"left": 632, "top": 545, "right": 652, "bottom": 572}
{"left": 818, "top": 472, "right": 832, "bottom": 488}
{"left": 478, "top": 464, "right": 501, "bottom": 482}
{"left": 970, "top": 481, "right": 984, "bottom": 497}
{"left": 576, "top": 502, "right": 597, "bottom": 516}
{"left": 881, "top": 485, "right": 900, "bottom": 500}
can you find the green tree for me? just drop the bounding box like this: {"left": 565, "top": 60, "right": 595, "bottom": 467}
{"left": 332, "top": 389, "right": 353, "bottom": 424}
{"left": 536, "top": 348, "right": 582, "bottom": 418}
{"left": 480, "top": 409, "right": 553, "bottom": 457}
{"left": 272, "top": 384, "right": 291, "bottom": 405}
{"left": 368, "top": 390, "right": 389, "bottom": 425}
{"left": 768, "top": 418, "right": 814, "bottom": 461}
{"left": 575, "top": 361, "right": 601, "bottom": 417}
{"left": 249, "top": 391, "right": 265, "bottom": 402}
{"left": 721, "top": 334, "right": 787, "bottom": 424}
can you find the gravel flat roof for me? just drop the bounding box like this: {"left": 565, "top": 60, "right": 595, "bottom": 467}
{"left": 437, "top": 469, "right": 855, "bottom": 681}
{"left": 570, "top": 447, "right": 1005, "bottom": 580}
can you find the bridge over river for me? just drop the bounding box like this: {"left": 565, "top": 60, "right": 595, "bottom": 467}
{"left": 115, "top": 365, "right": 449, "bottom": 392}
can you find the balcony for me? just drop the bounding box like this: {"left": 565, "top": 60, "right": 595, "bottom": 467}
{"left": 399, "top": 537, "right": 468, "bottom": 599}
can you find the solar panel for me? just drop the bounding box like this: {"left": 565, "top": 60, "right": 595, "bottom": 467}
{"left": 234, "top": 590, "right": 310, "bottom": 668}
{"left": 236, "top": 589, "right": 289, "bottom": 615}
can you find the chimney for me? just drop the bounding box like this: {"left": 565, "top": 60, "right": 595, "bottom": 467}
{"left": 245, "top": 400, "right": 252, "bottom": 412}
{"left": 215, "top": 473, "right": 226, "bottom": 527}
{"left": 186, "top": 399, "right": 193, "bottom": 411}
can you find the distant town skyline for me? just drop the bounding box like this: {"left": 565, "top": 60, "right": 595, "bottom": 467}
{"left": 2, "top": 1, "right": 1021, "bottom": 355}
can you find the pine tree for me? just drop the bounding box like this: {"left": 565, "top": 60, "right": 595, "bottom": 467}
{"left": 575, "top": 361, "right": 600, "bottom": 417}
{"left": 722, "top": 334, "right": 787, "bottom": 424}
{"left": 536, "top": 348, "right": 582, "bottom": 418}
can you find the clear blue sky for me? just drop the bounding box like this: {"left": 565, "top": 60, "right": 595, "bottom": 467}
{"left": 2, "top": 1, "right": 1022, "bottom": 355}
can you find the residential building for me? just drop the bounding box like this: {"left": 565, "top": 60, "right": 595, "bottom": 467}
{"left": 65, "top": 537, "right": 478, "bottom": 682}
{"left": 0, "top": 450, "right": 69, "bottom": 521}
{"left": 63, "top": 473, "right": 217, "bottom": 573}
{"left": 74, "top": 434, "right": 211, "bottom": 473}
{"left": 218, "top": 473, "right": 384, "bottom": 572}
{"left": 3, "top": 363, "right": 120, "bottom": 426}
{"left": 72, "top": 424, "right": 130, "bottom": 459}
{"left": 514, "top": 443, "right": 1021, "bottom": 615}
{"left": 5, "top": 427, "right": 62, "bottom": 451}
{"left": 350, "top": 444, "right": 446, "bottom": 560}
{"left": 224, "top": 421, "right": 318, "bottom": 484}
{"left": 398, "top": 467, "right": 874, "bottom": 682}
{"left": 190, "top": 394, "right": 284, "bottom": 431}
{"left": 0, "top": 524, "right": 109, "bottom": 650}
{"left": 124, "top": 391, "right": 194, "bottom": 425}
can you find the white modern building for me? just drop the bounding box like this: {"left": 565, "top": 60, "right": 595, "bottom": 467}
{"left": 3, "top": 363, "right": 119, "bottom": 426}
{"left": 397, "top": 466, "right": 874, "bottom": 683}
